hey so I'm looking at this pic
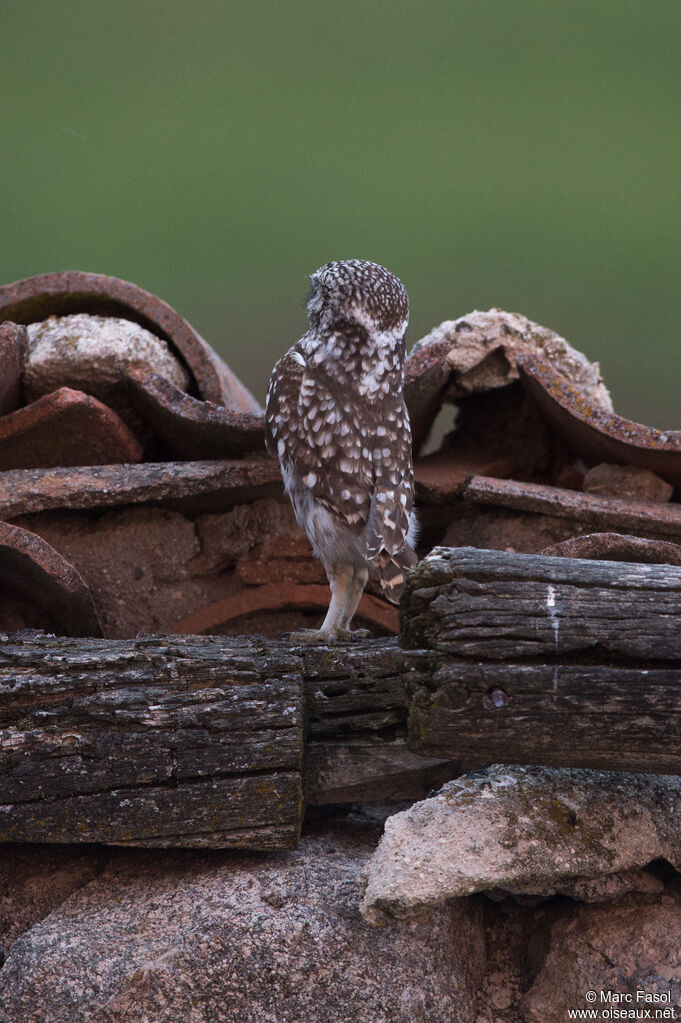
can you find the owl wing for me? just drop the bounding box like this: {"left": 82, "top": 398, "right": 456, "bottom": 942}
{"left": 266, "top": 344, "right": 413, "bottom": 551}
{"left": 364, "top": 405, "right": 414, "bottom": 558}
{"left": 266, "top": 345, "right": 374, "bottom": 530}
{"left": 265, "top": 349, "right": 305, "bottom": 459}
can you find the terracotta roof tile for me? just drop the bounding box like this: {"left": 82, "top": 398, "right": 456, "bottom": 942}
{"left": 0, "top": 520, "right": 101, "bottom": 636}
{"left": 540, "top": 532, "right": 681, "bottom": 566}
{"left": 0, "top": 271, "right": 259, "bottom": 411}
{"left": 518, "top": 352, "right": 681, "bottom": 487}
{"left": 0, "top": 458, "right": 282, "bottom": 520}
{"left": 464, "top": 475, "right": 681, "bottom": 538}
{"left": 0, "top": 388, "right": 143, "bottom": 470}
{"left": 126, "top": 365, "right": 265, "bottom": 460}
{"left": 171, "top": 584, "right": 398, "bottom": 636}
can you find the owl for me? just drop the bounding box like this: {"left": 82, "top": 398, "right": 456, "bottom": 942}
{"left": 265, "top": 259, "right": 418, "bottom": 642}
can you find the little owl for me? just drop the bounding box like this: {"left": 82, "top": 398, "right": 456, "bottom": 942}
{"left": 265, "top": 259, "right": 418, "bottom": 642}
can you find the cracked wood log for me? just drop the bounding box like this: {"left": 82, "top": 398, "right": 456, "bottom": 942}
{"left": 0, "top": 634, "right": 305, "bottom": 850}
{"left": 2, "top": 547, "right": 681, "bottom": 850}
{"left": 0, "top": 632, "right": 451, "bottom": 849}
{"left": 401, "top": 547, "right": 681, "bottom": 772}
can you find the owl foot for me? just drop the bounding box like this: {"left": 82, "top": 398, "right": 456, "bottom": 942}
{"left": 286, "top": 627, "right": 371, "bottom": 645}
{"left": 336, "top": 627, "right": 372, "bottom": 641}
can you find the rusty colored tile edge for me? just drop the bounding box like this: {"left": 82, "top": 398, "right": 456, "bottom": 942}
{"left": 517, "top": 351, "right": 681, "bottom": 485}
{"left": 0, "top": 271, "right": 260, "bottom": 412}
{"left": 0, "top": 387, "right": 143, "bottom": 470}
{"left": 0, "top": 458, "right": 283, "bottom": 520}
{"left": 125, "top": 366, "right": 265, "bottom": 459}
{"left": 540, "top": 532, "right": 681, "bottom": 566}
{"left": 463, "top": 475, "right": 681, "bottom": 539}
{"left": 0, "top": 519, "right": 102, "bottom": 636}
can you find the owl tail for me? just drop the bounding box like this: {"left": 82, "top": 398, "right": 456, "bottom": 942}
{"left": 372, "top": 545, "right": 418, "bottom": 604}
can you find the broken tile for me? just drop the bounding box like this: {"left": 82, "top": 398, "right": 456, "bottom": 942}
{"left": 0, "top": 270, "right": 260, "bottom": 411}
{"left": 517, "top": 351, "right": 681, "bottom": 487}
{"left": 0, "top": 520, "right": 101, "bottom": 636}
{"left": 540, "top": 532, "right": 681, "bottom": 566}
{"left": 404, "top": 338, "right": 452, "bottom": 452}
{"left": 582, "top": 463, "right": 673, "bottom": 503}
{"left": 414, "top": 445, "right": 519, "bottom": 504}
{"left": 0, "top": 388, "right": 143, "bottom": 470}
{"left": 0, "top": 321, "right": 27, "bottom": 415}
{"left": 413, "top": 310, "right": 612, "bottom": 407}
{"left": 125, "top": 365, "right": 265, "bottom": 460}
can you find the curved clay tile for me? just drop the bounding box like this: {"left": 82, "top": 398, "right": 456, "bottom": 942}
{"left": 0, "top": 520, "right": 101, "bottom": 636}
{"left": 0, "top": 388, "right": 143, "bottom": 470}
{"left": 404, "top": 339, "right": 452, "bottom": 452}
{"left": 541, "top": 532, "right": 681, "bottom": 566}
{"left": 0, "top": 271, "right": 260, "bottom": 413}
{"left": 125, "top": 366, "right": 265, "bottom": 460}
{"left": 0, "top": 459, "right": 282, "bottom": 519}
{"left": 172, "top": 584, "right": 399, "bottom": 636}
{"left": 517, "top": 352, "right": 681, "bottom": 487}
{"left": 0, "top": 322, "right": 27, "bottom": 416}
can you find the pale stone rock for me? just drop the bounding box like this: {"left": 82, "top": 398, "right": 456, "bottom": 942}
{"left": 360, "top": 765, "right": 681, "bottom": 923}
{"left": 0, "top": 818, "right": 484, "bottom": 1023}
{"left": 24, "top": 313, "right": 190, "bottom": 403}
{"left": 506, "top": 867, "right": 664, "bottom": 904}
{"left": 0, "top": 845, "right": 108, "bottom": 952}
{"left": 412, "top": 309, "right": 613, "bottom": 409}
{"left": 522, "top": 896, "right": 681, "bottom": 1022}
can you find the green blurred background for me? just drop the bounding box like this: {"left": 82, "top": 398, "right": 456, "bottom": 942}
{"left": 2, "top": 0, "right": 680, "bottom": 424}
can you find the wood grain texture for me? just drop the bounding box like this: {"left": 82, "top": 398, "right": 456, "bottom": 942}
{"left": 0, "top": 633, "right": 304, "bottom": 849}
{"left": 402, "top": 547, "right": 681, "bottom": 773}
{"left": 408, "top": 659, "right": 681, "bottom": 772}
{"left": 4, "top": 545, "right": 681, "bottom": 850}
{"left": 401, "top": 545, "right": 681, "bottom": 659}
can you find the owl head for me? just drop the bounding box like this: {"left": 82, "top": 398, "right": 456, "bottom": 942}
{"left": 307, "top": 259, "right": 408, "bottom": 339}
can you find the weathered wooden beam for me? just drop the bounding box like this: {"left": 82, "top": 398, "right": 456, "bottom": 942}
{"left": 0, "top": 634, "right": 305, "bottom": 850}
{"left": 0, "top": 632, "right": 444, "bottom": 848}
{"left": 407, "top": 659, "right": 681, "bottom": 774}
{"left": 401, "top": 545, "right": 681, "bottom": 659}
{"left": 3, "top": 547, "right": 681, "bottom": 852}
{"left": 402, "top": 547, "right": 681, "bottom": 771}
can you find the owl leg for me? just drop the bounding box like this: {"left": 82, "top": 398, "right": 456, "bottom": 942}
{"left": 288, "top": 563, "right": 367, "bottom": 644}
{"left": 336, "top": 564, "right": 370, "bottom": 638}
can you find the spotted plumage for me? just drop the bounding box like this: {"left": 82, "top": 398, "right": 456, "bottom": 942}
{"left": 265, "top": 259, "right": 418, "bottom": 641}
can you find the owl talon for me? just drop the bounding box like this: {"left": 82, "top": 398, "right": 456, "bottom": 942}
{"left": 286, "top": 629, "right": 333, "bottom": 645}
{"left": 336, "top": 628, "right": 372, "bottom": 641}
